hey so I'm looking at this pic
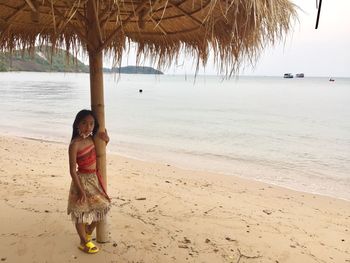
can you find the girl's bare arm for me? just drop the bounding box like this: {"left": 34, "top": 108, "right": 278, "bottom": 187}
{"left": 68, "top": 142, "right": 86, "bottom": 202}
{"left": 97, "top": 129, "right": 109, "bottom": 144}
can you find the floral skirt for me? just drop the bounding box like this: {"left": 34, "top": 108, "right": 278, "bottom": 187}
{"left": 67, "top": 172, "right": 110, "bottom": 224}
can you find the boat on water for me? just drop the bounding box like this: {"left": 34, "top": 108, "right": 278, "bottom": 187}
{"left": 296, "top": 73, "right": 304, "bottom": 78}
{"left": 329, "top": 77, "right": 335, "bottom": 82}
{"left": 283, "top": 73, "right": 293, "bottom": 78}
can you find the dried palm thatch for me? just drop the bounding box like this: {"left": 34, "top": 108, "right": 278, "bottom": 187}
{"left": 0, "top": 0, "right": 297, "bottom": 73}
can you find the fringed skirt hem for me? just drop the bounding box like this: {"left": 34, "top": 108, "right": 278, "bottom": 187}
{"left": 68, "top": 206, "right": 110, "bottom": 224}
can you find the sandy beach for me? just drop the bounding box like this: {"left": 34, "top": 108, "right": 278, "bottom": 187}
{"left": 0, "top": 135, "right": 349, "bottom": 263}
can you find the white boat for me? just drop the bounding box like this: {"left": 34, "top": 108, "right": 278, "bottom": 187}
{"left": 284, "top": 73, "right": 293, "bottom": 78}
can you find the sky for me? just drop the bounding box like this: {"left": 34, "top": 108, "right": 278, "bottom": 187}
{"left": 242, "top": 0, "right": 350, "bottom": 77}
{"left": 106, "top": 0, "right": 350, "bottom": 77}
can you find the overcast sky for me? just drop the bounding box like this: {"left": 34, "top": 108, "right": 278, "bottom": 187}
{"left": 112, "top": 0, "right": 350, "bottom": 77}
{"left": 242, "top": 0, "right": 350, "bottom": 77}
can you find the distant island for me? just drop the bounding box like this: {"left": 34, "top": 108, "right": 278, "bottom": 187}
{"left": 105, "top": 66, "right": 163, "bottom": 75}
{"left": 0, "top": 47, "right": 163, "bottom": 74}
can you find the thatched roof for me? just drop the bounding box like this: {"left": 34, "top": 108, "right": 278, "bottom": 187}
{"left": 0, "top": 0, "right": 297, "bottom": 73}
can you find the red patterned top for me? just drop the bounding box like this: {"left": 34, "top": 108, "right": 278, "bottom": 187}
{"left": 75, "top": 143, "right": 110, "bottom": 201}
{"left": 76, "top": 144, "right": 96, "bottom": 169}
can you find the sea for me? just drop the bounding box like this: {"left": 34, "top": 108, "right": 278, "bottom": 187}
{"left": 0, "top": 72, "right": 349, "bottom": 201}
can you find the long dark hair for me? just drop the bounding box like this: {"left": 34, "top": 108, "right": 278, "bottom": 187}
{"left": 71, "top": 109, "right": 99, "bottom": 141}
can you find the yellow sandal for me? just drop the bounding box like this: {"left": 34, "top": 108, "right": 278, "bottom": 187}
{"left": 78, "top": 241, "right": 99, "bottom": 254}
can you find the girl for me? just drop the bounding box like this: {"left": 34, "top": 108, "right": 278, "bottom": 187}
{"left": 67, "top": 109, "right": 111, "bottom": 254}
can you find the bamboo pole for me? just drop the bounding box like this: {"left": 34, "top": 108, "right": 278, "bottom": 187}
{"left": 87, "top": 0, "right": 109, "bottom": 243}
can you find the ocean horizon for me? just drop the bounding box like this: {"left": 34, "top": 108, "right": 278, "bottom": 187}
{"left": 1, "top": 72, "right": 349, "bottom": 201}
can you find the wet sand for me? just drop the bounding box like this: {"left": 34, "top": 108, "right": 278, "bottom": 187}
{"left": 0, "top": 135, "right": 349, "bottom": 262}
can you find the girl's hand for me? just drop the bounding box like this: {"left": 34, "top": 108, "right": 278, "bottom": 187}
{"left": 98, "top": 129, "right": 110, "bottom": 145}
{"left": 77, "top": 191, "right": 87, "bottom": 204}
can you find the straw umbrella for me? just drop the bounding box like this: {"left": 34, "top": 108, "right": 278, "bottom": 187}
{"left": 0, "top": 0, "right": 296, "bottom": 242}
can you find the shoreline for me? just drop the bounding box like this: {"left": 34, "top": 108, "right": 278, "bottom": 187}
{"left": 0, "top": 134, "right": 349, "bottom": 262}
{"left": 108, "top": 147, "right": 350, "bottom": 203}
{"left": 3, "top": 131, "right": 349, "bottom": 202}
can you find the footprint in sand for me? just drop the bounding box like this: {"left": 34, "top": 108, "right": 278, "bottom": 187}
{"left": 17, "top": 240, "right": 27, "bottom": 256}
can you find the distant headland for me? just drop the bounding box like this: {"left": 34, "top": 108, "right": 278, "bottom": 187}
{"left": 105, "top": 66, "right": 163, "bottom": 75}
{"left": 0, "top": 47, "right": 163, "bottom": 74}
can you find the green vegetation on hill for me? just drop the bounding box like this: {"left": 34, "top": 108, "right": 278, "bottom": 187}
{"left": 0, "top": 47, "right": 163, "bottom": 74}
{"left": 0, "top": 47, "right": 89, "bottom": 72}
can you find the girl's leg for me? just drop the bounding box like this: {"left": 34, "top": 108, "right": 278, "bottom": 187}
{"left": 76, "top": 222, "right": 99, "bottom": 253}
{"left": 86, "top": 221, "right": 98, "bottom": 235}
{"left": 75, "top": 223, "right": 87, "bottom": 245}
